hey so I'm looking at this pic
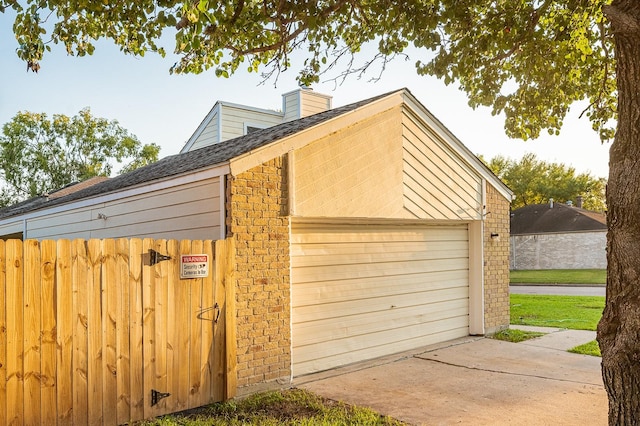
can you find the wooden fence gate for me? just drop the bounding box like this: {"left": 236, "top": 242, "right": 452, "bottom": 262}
{"left": 0, "top": 238, "right": 236, "bottom": 426}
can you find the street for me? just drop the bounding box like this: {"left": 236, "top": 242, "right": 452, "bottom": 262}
{"left": 510, "top": 285, "right": 606, "bottom": 296}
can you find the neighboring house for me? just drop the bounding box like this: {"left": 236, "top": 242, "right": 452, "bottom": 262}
{"left": 510, "top": 200, "right": 607, "bottom": 270}
{"left": 0, "top": 88, "right": 512, "bottom": 394}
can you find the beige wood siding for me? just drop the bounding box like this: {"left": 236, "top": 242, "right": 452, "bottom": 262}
{"left": 283, "top": 91, "right": 301, "bottom": 122}
{"left": 402, "top": 110, "right": 483, "bottom": 220}
{"left": 189, "top": 109, "right": 220, "bottom": 151}
{"left": 291, "top": 222, "right": 469, "bottom": 376}
{"left": 293, "top": 106, "right": 408, "bottom": 218}
{"left": 220, "top": 105, "right": 282, "bottom": 141}
{"left": 300, "top": 91, "right": 332, "bottom": 117}
{"left": 24, "top": 177, "right": 222, "bottom": 240}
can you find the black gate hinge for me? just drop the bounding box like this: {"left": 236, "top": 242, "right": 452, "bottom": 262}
{"left": 151, "top": 389, "right": 171, "bottom": 406}
{"left": 149, "top": 249, "right": 172, "bottom": 266}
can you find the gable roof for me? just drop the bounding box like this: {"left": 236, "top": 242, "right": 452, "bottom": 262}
{"left": 511, "top": 203, "right": 607, "bottom": 235}
{"left": 0, "top": 91, "right": 393, "bottom": 220}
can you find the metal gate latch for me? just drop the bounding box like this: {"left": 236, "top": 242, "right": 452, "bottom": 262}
{"left": 151, "top": 389, "right": 171, "bottom": 406}
{"left": 149, "top": 249, "right": 172, "bottom": 266}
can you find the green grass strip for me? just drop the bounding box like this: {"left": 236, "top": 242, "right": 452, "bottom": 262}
{"left": 510, "top": 294, "right": 605, "bottom": 331}
{"left": 510, "top": 269, "right": 606, "bottom": 285}
{"left": 491, "top": 329, "right": 545, "bottom": 343}
{"left": 142, "top": 389, "right": 405, "bottom": 425}
{"left": 569, "top": 340, "right": 601, "bottom": 357}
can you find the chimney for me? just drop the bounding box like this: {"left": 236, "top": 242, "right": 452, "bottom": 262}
{"left": 576, "top": 196, "right": 583, "bottom": 209}
{"left": 549, "top": 198, "right": 554, "bottom": 208}
{"left": 282, "top": 87, "right": 333, "bottom": 122}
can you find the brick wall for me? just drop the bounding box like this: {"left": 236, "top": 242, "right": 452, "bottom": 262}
{"left": 483, "top": 183, "right": 511, "bottom": 333}
{"left": 226, "top": 156, "right": 291, "bottom": 394}
{"left": 511, "top": 231, "right": 606, "bottom": 269}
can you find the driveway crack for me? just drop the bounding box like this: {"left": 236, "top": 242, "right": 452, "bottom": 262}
{"left": 414, "top": 355, "right": 602, "bottom": 387}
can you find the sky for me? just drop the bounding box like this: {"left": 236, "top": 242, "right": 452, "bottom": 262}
{"left": 0, "top": 13, "right": 612, "bottom": 179}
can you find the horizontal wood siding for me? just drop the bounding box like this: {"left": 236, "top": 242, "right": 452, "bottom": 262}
{"left": 283, "top": 92, "right": 300, "bottom": 122}
{"left": 25, "top": 177, "right": 222, "bottom": 240}
{"left": 190, "top": 109, "right": 220, "bottom": 151}
{"left": 220, "top": 105, "right": 282, "bottom": 141}
{"left": 402, "top": 110, "right": 483, "bottom": 220}
{"left": 0, "top": 221, "right": 22, "bottom": 239}
{"left": 294, "top": 107, "right": 407, "bottom": 218}
{"left": 291, "top": 222, "right": 469, "bottom": 376}
{"left": 300, "top": 91, "right": 331, "bottom": 117}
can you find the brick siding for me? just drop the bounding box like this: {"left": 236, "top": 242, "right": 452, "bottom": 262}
{"left": 483, "top": 183, "right": 511, "bottom": 332}
{"left": 226, "top": 156, "right": 292, "bottom": 393}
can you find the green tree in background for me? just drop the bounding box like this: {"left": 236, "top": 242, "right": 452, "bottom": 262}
{"left": 485, "top": 153, "right": 607, "bottom": 211}
{"left": 4, "top": 0, "right": 640, "bottom": 423}
{"left": 0, "top": 108, "right": 160, "bottom": 207}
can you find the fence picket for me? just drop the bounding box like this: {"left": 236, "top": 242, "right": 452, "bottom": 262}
{"left": 24, "top": 240, "right": 42, "bottom": 426}
{"left": 5, "top": 240, "right": 24, "bottom": 426}
{"left": 102, "top": 239, "right": 118, "bottom": 426}
{"left": 41, "top": 240, "right": 58, "bottom": 425}
{"left": 200, "top": 240, "right": 215, "bottom": 407}
{"left": 115, "top": 238, "right": 132, "bottom": 425}
{"left": 129, "top": 238, "right": 144, "bottom": 421}
{"left": 188, "top": 240, "right": 204, "bottom": 408}
{"left": 0, "top": 240, "right": 6, "bottom": 426}
{"left": 72, "top": 239, "right": 89, "bottom": 425}
{"left": 165, "top": 240, "right": 179, "bottom": 414}
{"left": 176, "top": 240, "right": 192, "bottom": 411}
{"left": 56, "top": 239, "right": 73, "bottom": 425}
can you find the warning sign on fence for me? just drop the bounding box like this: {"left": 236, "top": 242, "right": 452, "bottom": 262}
{"left": 180, "top": 254, "right": 209, "bottom": 279}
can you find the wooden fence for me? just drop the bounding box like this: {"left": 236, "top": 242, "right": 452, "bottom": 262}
{"left": 0, "top": 238, "right": 236, "bottom": 426}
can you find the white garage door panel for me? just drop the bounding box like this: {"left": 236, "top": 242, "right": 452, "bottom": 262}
{"left": 297, "top": 318, "right": 469, "bottom": 374}
{"left": 293, "top": 286, "right": 468, "bottom": 323}
{"left": 294, "top": 298, "right": 469, "bottom": 347}
{"left": 293, "top": 269, "right": 469, "bottom": 306}
{"left": 293, "top": 239, "right": 469, "bottom": 260}
{"left": 293, "top": 257, "right": 468, "bottom": 283}
{"left": 292, "top": 222, "right": 470, "bottom": 377}
{"left": 293, "top": 245, "right": 468, "bottom": 268}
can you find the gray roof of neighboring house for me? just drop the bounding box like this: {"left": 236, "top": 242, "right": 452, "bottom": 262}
{"left": 0, "top": 90, "right": 395, "bottom": 220}
{"left": 510, "top": 202, "right": 607, "bottom": 235}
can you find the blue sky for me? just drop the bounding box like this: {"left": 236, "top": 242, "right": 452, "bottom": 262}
{"left": 0, "top": 12, "right": 611, "bottom": 178}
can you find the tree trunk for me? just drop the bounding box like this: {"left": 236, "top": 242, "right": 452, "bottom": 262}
{"left": 598, "top": 1, "right": 640, "bottom": 424}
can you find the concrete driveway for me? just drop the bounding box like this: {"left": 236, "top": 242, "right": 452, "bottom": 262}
{"left": 296, "top": 329, "right": 607, "bottom": 425}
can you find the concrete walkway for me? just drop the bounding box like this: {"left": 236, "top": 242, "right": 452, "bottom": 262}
{"left": 297, "top": 328, "right": 606, "bottom": 425}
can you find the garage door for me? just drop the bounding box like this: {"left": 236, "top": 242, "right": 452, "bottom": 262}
{"left": 291, "top": 222, "right": 469, "bottom": 377}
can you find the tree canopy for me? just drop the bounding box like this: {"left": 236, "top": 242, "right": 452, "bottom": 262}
{"left": 0, "top": 108, "right": 160, "bottom": 206}
{"left": 3, "top": 0, "right": 615, "bottom": 142}
{"left": 485, "top": 153, "right": 607, "bottom": 211}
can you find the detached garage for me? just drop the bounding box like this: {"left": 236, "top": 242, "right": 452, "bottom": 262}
{"left": 0, "top": 87, "right": 512, "bottom": 395}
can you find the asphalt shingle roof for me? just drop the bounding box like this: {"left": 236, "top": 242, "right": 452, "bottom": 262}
{"left": 510, "top": 202, "right": 607, "bottom": 235}
{"left": 0, "top": 90, "right": 397, "bottom": 220}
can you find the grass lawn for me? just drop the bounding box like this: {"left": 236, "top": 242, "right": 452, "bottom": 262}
{"left": 510, "top": 269, "right": 606, "bottom": 285}
{"left": 510, "top": 294, "right": 604, "bottom": 356}
{"left": 492, "top": 329, "right": 545, "bottom": 343}
{"left": 140, "top": 389, "right": 405, "bottom": 425}
{"left": 569, "top": 340, "right": 602, "bottom": 357}
{"left": 510, "top": 294, "right": 605, "bottom": 331}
